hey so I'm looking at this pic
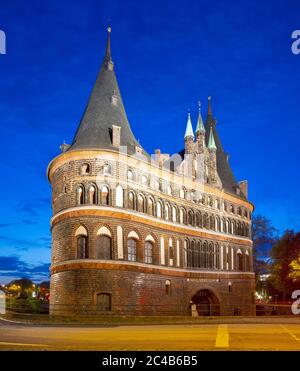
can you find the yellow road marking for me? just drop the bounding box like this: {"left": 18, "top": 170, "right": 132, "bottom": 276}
{"left": 215, "top": 324, "right": 229, "bottom": 348}
{"left": 280, "top": 325, "right": 300, "bottom": 344}
{"left": 0, "top": 341, "right": 48, "bottom": 347}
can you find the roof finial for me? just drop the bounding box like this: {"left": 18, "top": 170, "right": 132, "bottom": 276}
{"left": 105, "top": 25, "right": 112, "bottom": 61}
{"left": 207, "top": 95, "right": 212, "bottom": 115}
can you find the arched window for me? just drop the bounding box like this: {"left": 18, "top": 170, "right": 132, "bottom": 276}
{"left": 164, "top": 203, "right": 170, "bottom": 220}
{"left": 128, "top": 238, "right": 137, "bottom": 261}
{"left": 179, "top": 188, "right": 185, "bottom": 199}
{"left": 76, "top": 225, "right": 88, "bottom": 259}
{"left": 231, "top": 220, "right": 235, "bottom": 234}
{"left": 138, "top": 194, "right": 145, "bottom": 213}
{"left": 203, "top": 214, "right": 209, "bottom": 229}
{"left": 188, "top": 210, "right": 193, "bottom": 226}
{"left": 230, "top": 204, "right": 234, "bottom": 213}
{"left": 169, "top": 239, "right": 174, "bottom": 263}
{"left": 195, "top": 212, "right": 199, "bottom": 227}
{"left": 186, "top": 240, "right": 191, "bottom": 268}
{"left": 210, "top": 215, "right": 215, "bottom": 230}
{"left": 225, "top": 219, "right": 229, "bottom": 233}
{"left": 77, "top": 185, "right": 84, "bottom": 205}
{"left": 80, "top": 163, "right": 90, "bottom": 175}
{"left": 190, "top": 240, "right": 196, "bottom": 267}
{"left": 127, "top": 169, "right": 134, "bottom": 181}
{"left": 148, "top": 197, "right": 154, "bottom": 216}
{"left": 96, "top": 235, "right": 112, "bottom": 260}
{"left": 215, "top": 243, "right": 220, "bottom": 269}
{"left": 141, "top": 175, "right": 148, "bottom": 185}
{"left": 216, "top": 217, "right": 221, "bottom": 231}
{"left": 172, "top": 206, "right": 177, "bottom": 222}
{"left": 237, "top": 250, "right": 243, "bottom": 271}
{"left": 167, "top": 185, "right": 172, "bottom": 195}
{"left": 208, "top": 242, "right": 214, "bottom": 269}
{"left": 128, "top": 191, "right": 135, "bottom": 210}
{"left": 101, "top": 186, "right": 109, "bottom": 205}
{"left": 236, "top": 222, "right": 241, "bottom": 236}
{"left": 89, "top": 185, "right": 97, "bottom": 204}
{"left": 195, "top": 241, "right": 201, "bottom": 268}
{"left": 200, "top": 242, "right": 205, "bottom": 268}
{"left": 180, "top": 208, "right": 186, "bottom": 224}
{"left": 96, "top": 293, "right": 111, "bottom": 311}
{"left": 144, "top": 241, "right": 153, "bottom": 264}
{"left": 240, "top": 223, "right": 245, "bottom": 236}
{"left": 103, "top": 163, "right": 112, "bottom": 175}
{"left": 165, "top": 280, "right": 171, "bottom": 295}
{"left": 156, "top": 201, "right": 162, "bottom": 218}
{"left": 203, "top": 242, "right": 208, "bottom": 268}
{"left": 77, "top": 235, "right": 88, "bottom": 259}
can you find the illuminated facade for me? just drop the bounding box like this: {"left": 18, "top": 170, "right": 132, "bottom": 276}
{"left": 48, "top": 28, "right": 255, "bottom": 316}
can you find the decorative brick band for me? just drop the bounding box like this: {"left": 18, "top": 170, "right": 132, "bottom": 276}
{"left": 47, "top": 149, "right": 254, "bottom": 210}
{"left": 51, "top": 206, "right": 253, "bottom": 247}
{"left": 50, "top": 259, "right": 255, "bottom": 280}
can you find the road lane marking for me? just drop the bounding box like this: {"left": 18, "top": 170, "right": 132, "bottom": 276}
{"left": 215, "top": 324, "right": 229, "bottom": 348}
{"left": 280, "top": 325, "right": 300, "bottom": 344}
{"left": 0, "top": 341, "right": 48, "bottom": 347}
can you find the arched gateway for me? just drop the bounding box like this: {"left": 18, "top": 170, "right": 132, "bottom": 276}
{"left": 191, "top": 289, "right": 220, "bottom": 316}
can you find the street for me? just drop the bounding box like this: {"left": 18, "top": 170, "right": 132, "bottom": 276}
{"left": 1, "top": 319, "right": 300, "bottom": 350}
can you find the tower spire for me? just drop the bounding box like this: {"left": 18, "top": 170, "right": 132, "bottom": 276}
{"left": 105, "top": 26, "right": 112, "bottom": 62}
{"left": 184, "top": 111, "right": 194, "bottom": 138}
{"left": 208, "top": 126, "right": 217, "bottom": 150}
{"left": 207, "top": 95, "right": 213, "bottom": 116}
{"left": 196, "top": 101, "right": 205, "bottom": 133}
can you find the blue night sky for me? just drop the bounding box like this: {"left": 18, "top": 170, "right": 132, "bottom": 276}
{"left": 0, "top": 0, "right": 300, "bottom": 284}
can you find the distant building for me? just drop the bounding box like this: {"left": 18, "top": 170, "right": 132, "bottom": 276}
{"left": 47, "top": 27, "right": 255, "bottom": 316}
{"left": 0, "top": 287, "right": 5, "bottom": 314}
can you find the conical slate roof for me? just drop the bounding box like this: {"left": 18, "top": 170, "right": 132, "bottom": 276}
{"left": 69, "top": 28, "right": 144, "bottom": 156}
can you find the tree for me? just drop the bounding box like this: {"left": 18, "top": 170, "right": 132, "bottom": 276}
{"left": 251, "top": 215, "right": 277, "bottom": 277}
{"left": 269, "top": 230, "right": 300, "bottom": 301}
{"left": 289, "top": 257, "right": 300, "bottom": 281}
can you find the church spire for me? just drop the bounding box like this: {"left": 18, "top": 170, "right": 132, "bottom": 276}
{"left": 208, "top": 126, "right": 217, "bottom": 150}
{"left": 195, "top": 101, "right": 205, "bottom": 134}
{"left": 184, "top": 112, "right": 194, "bottom": 138}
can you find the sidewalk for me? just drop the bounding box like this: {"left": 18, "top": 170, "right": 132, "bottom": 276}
{"left": 1, "top": 313, "right": 300, "bottom": 327}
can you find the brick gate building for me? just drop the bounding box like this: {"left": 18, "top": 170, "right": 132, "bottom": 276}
{"left": 47, "top": 27, "right": 255, "bottom": 316}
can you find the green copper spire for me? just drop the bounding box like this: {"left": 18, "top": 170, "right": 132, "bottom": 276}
{"left": 195, "top": 101, "right": 205, "bottom": 133}
{"left": 184, "top": 112, "right": 194, "bottom": 138}
{"left": 208, "top": 126, "right": 217, "bottom": 150}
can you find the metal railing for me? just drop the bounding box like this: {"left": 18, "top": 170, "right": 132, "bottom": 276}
{"left": 2, "top": 300, "right": 299, "bottom": 317}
